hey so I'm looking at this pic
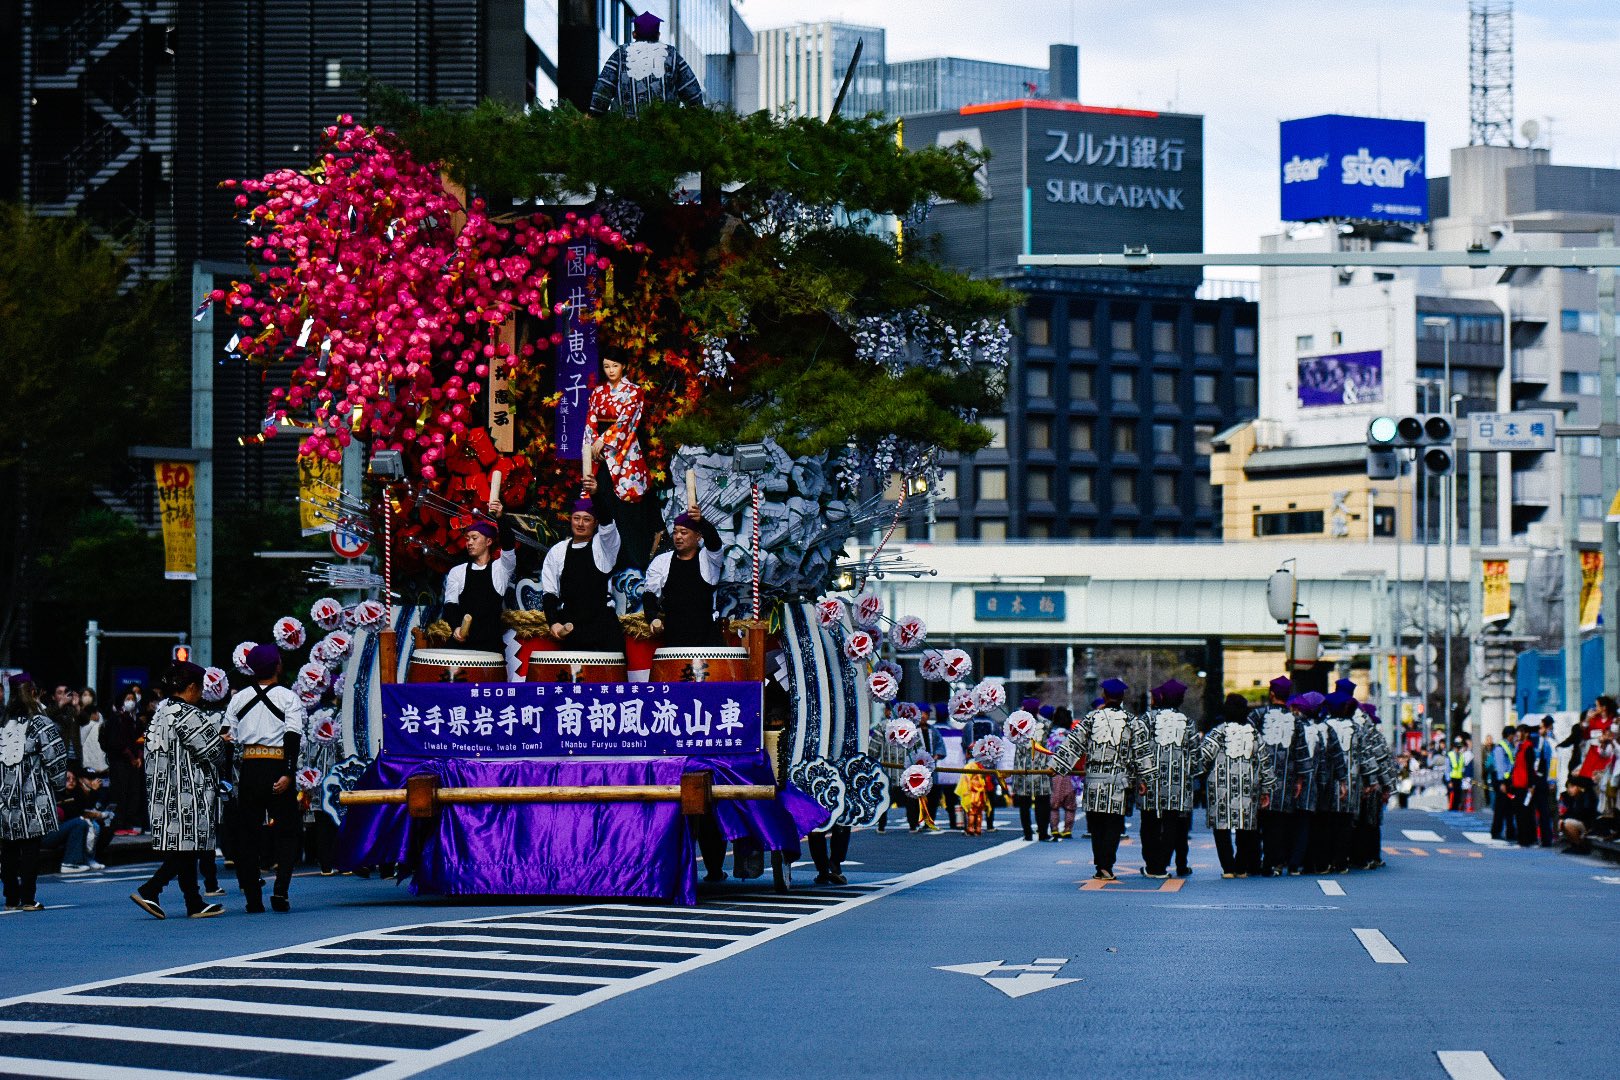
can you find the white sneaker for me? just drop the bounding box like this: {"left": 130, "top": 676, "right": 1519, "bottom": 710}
{"left": 59, "top": 864, "right": 88, "bottom": 874}
{"left": 87, "top": 860, "right": 106, "bottom": 871}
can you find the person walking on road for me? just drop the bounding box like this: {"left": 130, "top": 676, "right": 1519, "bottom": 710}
{"left": 1046, "top": 708, "right": 1077, "bottom": 840}
{"left": 1008, "top": 697, "right": 1052, "bottom": 842}
{"left": 1139, "top": 679, "right": 1200, "bottom": 879}
{"left": 1201, "top": 694, "right": 1274, "bottom": 877}
{"left": 1252, "top": 677, "right": 1308, "bottom": 876}
{"left": 0, "top": 674, "right": 69, "bottom": 911}
{"left": 1352, "top": 703, "right": 1394, "bottom": 869}
{"left": 1050, "top": 678, "right": 1157, "bottom": 881}
{"left": 131, "top": 662, "right": 226, "bottom": 920}
{"left": 225, "top": 644, "right": 305, "bottom": 913}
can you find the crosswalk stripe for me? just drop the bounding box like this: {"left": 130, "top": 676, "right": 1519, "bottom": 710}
{"left": 1317, "top": 880, "right": 1346, "bottom": 897}
{"left": 1436, "top": 1050, "right": 1507, "bottom": 1080}
{"left": 0, "top": 1019, "right": 405, "bottom": 1061}
{"left": 221, "top": 959, "right": 610, "bottom": 986}
{"left": 1462, "top": 832, "right": 1512, "bottom": 847}
{"left": 294, "top": 950, "right": 625, "bottom": 982}
{"left": 1402, "top": 829, "right": 1445, "bottom": 842}
{"left": 0, "top": 1054, "right": 234, "bottom": 1080}
{"left": 30, "top": 993, "right": 496, "bottom": 1030}
{"left": 133, "top": 976, "right": 566, "bottom": 1006}
{"left": 339, "top": 936, "right": 668, "bottom": 967}
{"left": 1351, "top": 928, "right": 1408, "bottom": 964}
{"left": 477, "top": 920, "right": 746, "bottom": 941}
{"left": 380, "top": 932, "right": 705, "bottom": 956}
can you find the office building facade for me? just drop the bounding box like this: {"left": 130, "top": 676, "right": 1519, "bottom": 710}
{"left": 750, "top": 21, "right": 884, "bottom": 119}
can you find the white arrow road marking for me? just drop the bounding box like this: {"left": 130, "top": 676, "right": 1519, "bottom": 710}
{"left": 1317, "top": 880, "right": 1345, "bottom": 896}
{"left": 983, "top": 974, "right": 1080, "bottom": 999}
{"left": 1402, "top": 829, "right": 1444, "bottom": 842}
{"left": 935, "top": 962, "right": 1006, "bottom": 977}
{"left": 936, "top": 959, "right": 1081, "bottom": 998}
{"left": 1352, "top": 928, "right": 1407, "bottom": 964}
{"left": 1436, "top": 1050, "right": 1507, "bottom": 1079}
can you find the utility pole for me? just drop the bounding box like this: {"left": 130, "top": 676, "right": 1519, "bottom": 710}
{"left": 1563, "top": 438, "right": 1582, "bottom": 721}
{"left": 1599, "top": 229, "right": 1617, "bottom": 694}
{"left": 1467, "top": 437, "right": 1486, "bottom": 810}
{"left": 189, "top": 262, "right": 215, "bottom": 666}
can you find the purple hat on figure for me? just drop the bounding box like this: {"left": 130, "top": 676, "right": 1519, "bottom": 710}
{"left": 1333, "top": 678, "right": 1356, "bottom": 697}
{"left": 464, "top": 519, "right": 497, "bottom": 539}
{"left": 1152, "top": 678, "right": 1188, "bottom": 706}
{"left": 7, "top": 672, "right": 33, "bottom": 691}
{"left": 1020, "top": 696, "right": 1041, "bottom": 711}
{"left": 247, "top": 643, "right": 282, "bottom": 679}
{"left": 1100, "top": 678, "right": 1128, "bottom": 698}
{"left": 1286, "top": 695, "right": 1306, "bottom": 710}
{"left": 1039, "top": 705, "right": 1055, "bottom": 719}
{"left": 673, "top": 512, "right": 700, "bottom": 531}
{"left": 1269, "top": 676, "right": 1293, "bottom": 696}
{"left": 1298, "top": 691, "right": 1326, "bottom": 715}
{"left": 570, "top": 497, "right": 595, "bottom": 516}
{"left": 1358, "top": 702, "right": 1379, "bottom": 718}
{"left": 632, "top": 11, "right": 662, "bottom": 34}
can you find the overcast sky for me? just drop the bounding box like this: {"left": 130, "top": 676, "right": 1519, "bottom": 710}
{"left": 734, "top": 0, "right": 1620, "bottom": 266}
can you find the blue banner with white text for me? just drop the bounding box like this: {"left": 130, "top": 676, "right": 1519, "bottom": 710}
{"left": 381, "top": 681, "right": 764, "bottom": 759}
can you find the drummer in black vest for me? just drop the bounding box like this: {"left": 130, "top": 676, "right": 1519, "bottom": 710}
{"left": 541, "top": 469, "right": 624, "bottom": 652}
{"left": 643, "top": 505, "right": 724, "bottom": 647}
{"left": 443, "top": 497, "right": 515, "bottom": 655}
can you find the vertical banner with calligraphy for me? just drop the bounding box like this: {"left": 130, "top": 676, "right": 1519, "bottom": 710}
{"left": 553, "top": 241, "right": 598, "bottom": 463}
{"left": 297, "top": 452, "right": 342, "bottom": 536}
{"left": 1482, "top": 559, "right": 1511, "bottom": 625}
{"left": 1386, "top": 654, "right": 1406, "bottom": 696}
{"left": 1580, "top": 550, "right": 1604, "bottom": 632}
{"left": 154, "top": 462, "right": 197, "bottom": 581}
{"left": 489, "top": 321, "right": 516, "bottom": 453}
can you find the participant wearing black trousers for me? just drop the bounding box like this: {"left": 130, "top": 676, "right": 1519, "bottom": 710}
{"left": 224, "top": 644, "right": 305, "bottom": 913}
{"left": 1138, "top": 680, "right": 1201, "bottom": 879}
{"left": 131, "top": 663, "right": 225, "bottom": 920}
{"left": 807, "top": 825, "right": 852, "bottom": 885}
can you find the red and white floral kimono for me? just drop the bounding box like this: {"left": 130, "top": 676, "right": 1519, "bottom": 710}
{"left": 585, "top": 379, "right": 648, "bottom": 502}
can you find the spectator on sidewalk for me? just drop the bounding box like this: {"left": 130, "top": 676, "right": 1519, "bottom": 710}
{"left": 79, "top": 706, "right": 109, "bottom": 779}
{"left": 40, "top": 766, "right": 114, "bottom": 871}
{"left": 1490, "top": 726, "right": 1517, "bottom": 842}
{"left": 1509, "top": 724, "right": 1544, "bottom": 848}
{"left": 101, "top": 692, "right": 147, "bottom": 835}
{"left": 1536, "top": 716, "right": 1557, "bottom": 846}
{"left": 1558, "top": 775, "right": 1599, "bottom": 855}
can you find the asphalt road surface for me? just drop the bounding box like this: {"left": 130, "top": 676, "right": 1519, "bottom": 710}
{"left": 1, "top": 807, "right": 1613, "bottom": 1080}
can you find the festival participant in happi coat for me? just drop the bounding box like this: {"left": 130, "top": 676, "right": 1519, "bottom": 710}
{"left": 225, "top": 644, "right": 305, "bottom": 913}
{"left": 589, "top": 11, "right": 705, "bottom": 119}
{"left": 0, "top": 675, "right": 69, "bottom": 911}
{"left": 1322, "top": 686, "right": 1375, "bottom": 874}
{"left": 1007, "top": 697, "right": 1053, "bottom": 842}
{"left": 643, "top": 505, "right": 724, "bottom": 647}
{"left": 130, "top": 663, "right": 225, "bottom": 920}
{"left": 1252, "top": 676, "right": 1310, "bottom": 876}
{"left": 541, "top": 470, "right": 625, "bottom": 652}
{"left": 442, "top": 497, "right": 515, "bottom": 655}
{"left": 584, "top": 354, "right": 655, "bottom": 568}
{"left": 1352, "top": 702, "right": 1395, "bottom": 869}
{"left": 1139, "top": 679, "right": 1202, "bottom": 879}
{"left": 1046, "top": 708, "right": 1077, "bottom": 840}
{"left": 1200, "top": 694, "right": 1276, "bottom": 877}
{"left": 1050, "top": 678, "right": 1157, "bottom": 881}
{"left": 1293, "top": 692, "right": 1347, "bottom": 875}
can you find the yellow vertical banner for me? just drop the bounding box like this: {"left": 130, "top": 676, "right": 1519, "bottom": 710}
{"left": 1580, "top": 550, "right": 1604, "bottom": 632}
{"left": 154, "top": 462, "right": 197, "bottom": 581}
{"left": 1386, "top": 654, "right": 1406, "bottom": 695}
{"left": 298, "top": 452, "right": 342, "bottom": 535}
{"left": 1482, "top": 559, "right": 1511, "bottom": 625}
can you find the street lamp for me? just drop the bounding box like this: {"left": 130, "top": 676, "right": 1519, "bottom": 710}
{"left": 1423, "top": 316, "right": 1458, "bottom": 739}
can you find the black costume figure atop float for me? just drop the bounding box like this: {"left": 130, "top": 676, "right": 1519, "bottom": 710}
{"left": 225, "top": 643, "right": 304, "bottom": 914}
{"left": 541, "top": 469, "right": 624, "bottom": 652}
{"left": 442, "top": 496, "right": 515, "bottom": 654}
{"left": 643, "top": 505, "right": 724, "bottom": 647}
{"left": 589, "top": 11, "right": 704, "bottom": 120}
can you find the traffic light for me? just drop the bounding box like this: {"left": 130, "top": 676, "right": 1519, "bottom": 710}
{"left": 1367, "top": 414, "right": 1454, "bottom": 478}
{"left": 171, "top": 644, "right": 191, "bottom": 663}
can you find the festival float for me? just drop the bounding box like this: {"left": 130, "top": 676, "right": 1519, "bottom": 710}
{"left": 207, "top": 84, "right": 1016, "bottom": 903}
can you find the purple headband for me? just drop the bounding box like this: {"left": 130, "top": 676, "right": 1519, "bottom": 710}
{"left": 570, "top": 498, "right": 595, "bottom": 515}
{"left": 464, "top": 520, "right": 497, "bottom": 539}
{"left": 673, "top": 512, "right": 699, "bottom": 530}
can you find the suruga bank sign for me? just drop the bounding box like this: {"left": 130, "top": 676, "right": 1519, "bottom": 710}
{"left": 1042, "top": 129, "right": 1189, "bottom": 210}
{"left": 1278, "top": 114, "right": 1429, "bottom": 224}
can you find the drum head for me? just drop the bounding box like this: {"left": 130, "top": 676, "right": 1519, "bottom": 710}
{"left": 651, "top": 647, "right": 749, "bottom": 659}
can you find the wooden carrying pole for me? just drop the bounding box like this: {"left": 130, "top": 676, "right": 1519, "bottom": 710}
{"left": 339, "top": 770, "right": 775, "bottom": 819}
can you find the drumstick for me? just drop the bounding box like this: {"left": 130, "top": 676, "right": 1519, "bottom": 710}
{"left": 457, "top": 614, "right": 472, "bottom": 640}
{"left": 582, "top": 439, "right": 593, "bottom": 482}
{"left": 489, "top": 469, "right": 503, "bottom": 506}
{"left": 685, "top": 469, "right": 698, "bottom": 512}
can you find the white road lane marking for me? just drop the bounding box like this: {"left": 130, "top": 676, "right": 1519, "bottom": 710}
{"left": 31, "top": 993, "right": 497, "bottom": 1030}
{"left": 1351, "top": 928, "right": 1408, "bottom": 964}
{"left": 1402, "top": 829, "right": 1445, "bottom": 842}
{"left": 0, "top": 1056, "right": 232, "bottom": 1080}
{"left": 1462, "top": 832, "right": 1512, "bottom": 847}
{"left": 0, "top": 1020, "right": 406, "bottom": 1061}
{"left": 1436, "top": 1050, "right": 1507, "bottom": 1079}
{"left": 1317, "top": 880, "right": 1346, "bottom": 896}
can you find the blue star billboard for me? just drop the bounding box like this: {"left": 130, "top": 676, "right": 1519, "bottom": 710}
{"left": 1280, "top": 115, "right": 1427, "bottom": 224}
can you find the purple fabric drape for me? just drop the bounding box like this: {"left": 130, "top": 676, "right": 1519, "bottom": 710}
{"left": 336, "top": 753, "right": 827, "bottom": 906}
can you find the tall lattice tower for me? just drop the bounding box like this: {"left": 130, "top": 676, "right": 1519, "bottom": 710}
{"left": 1469, "top": 1, "right": 1515, "bottom": 145}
